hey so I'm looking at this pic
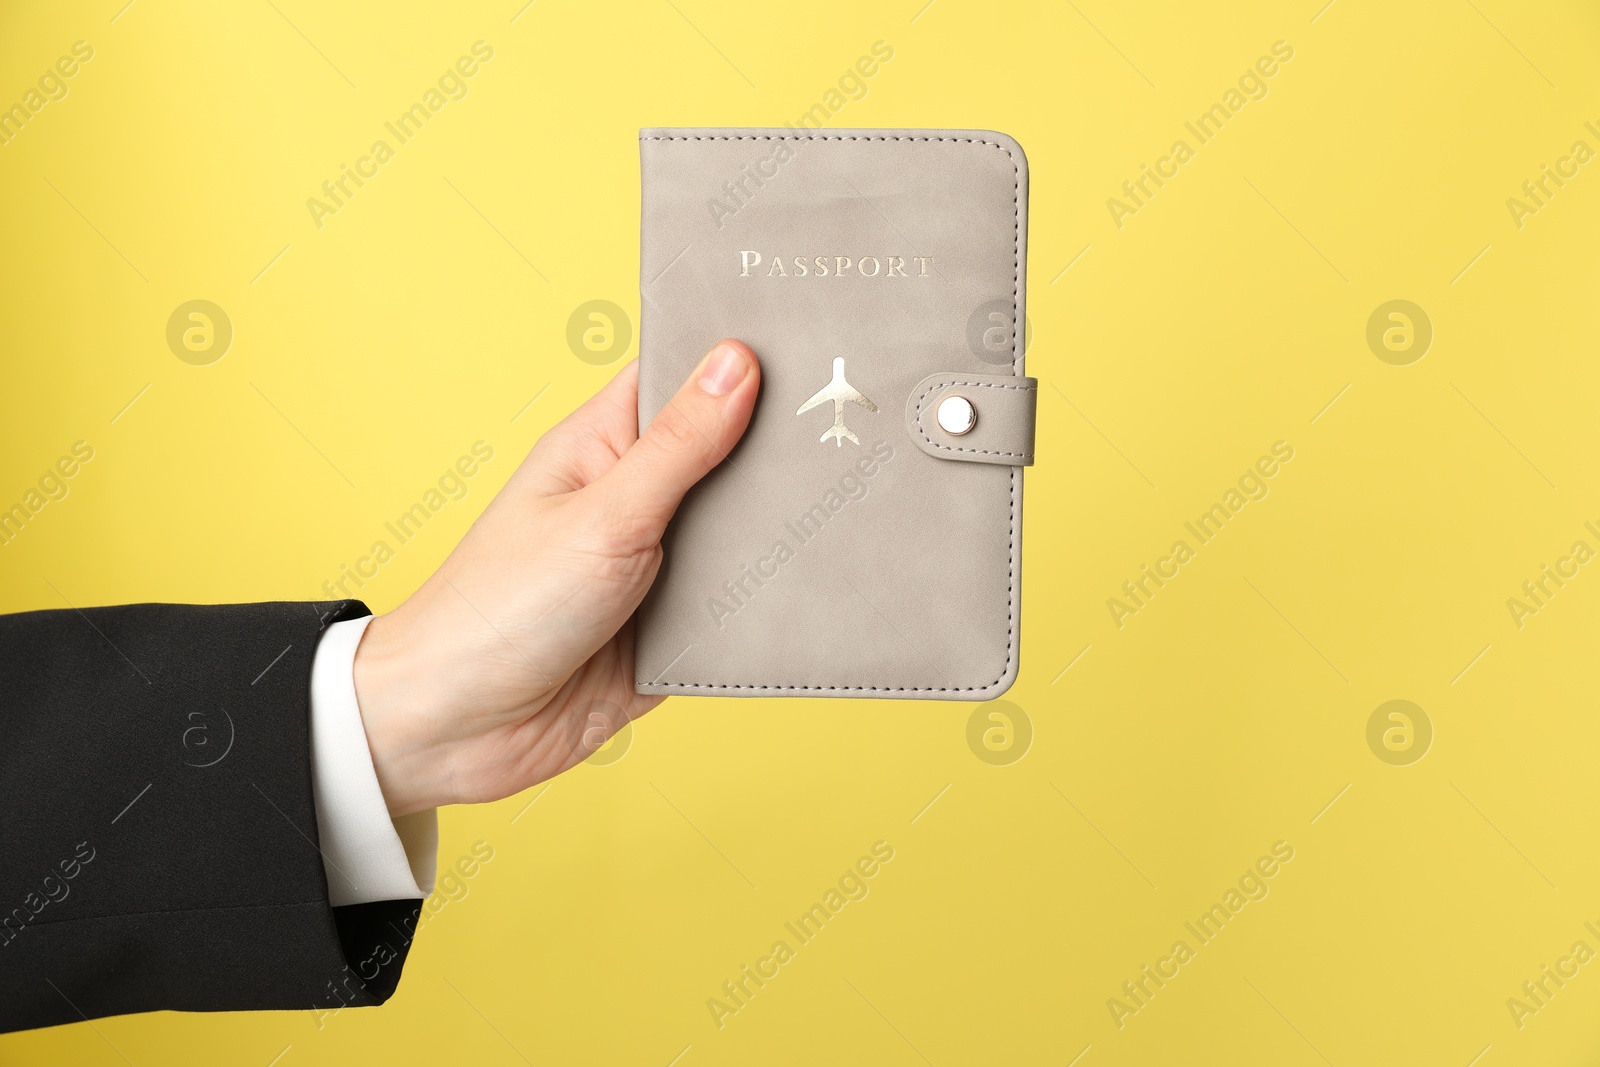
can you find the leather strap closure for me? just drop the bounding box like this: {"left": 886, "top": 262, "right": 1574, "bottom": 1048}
{"left": 904, "top": 372, "right": 1037, "bottom": 466}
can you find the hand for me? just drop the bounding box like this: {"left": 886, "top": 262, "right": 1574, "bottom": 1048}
{"left": 351, "top": 340, "right": 760, "bottom": 817}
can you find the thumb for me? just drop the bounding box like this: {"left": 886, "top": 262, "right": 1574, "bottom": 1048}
{"left": 594, "top": 338, "right": 760, "bottom": 544}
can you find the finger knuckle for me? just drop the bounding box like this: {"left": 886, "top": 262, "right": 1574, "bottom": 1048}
{"left": 586, "top": 488, "right": 667, "bottom": 557}
{"left": 647, "top": 405, "right": 709, "bottom": 457}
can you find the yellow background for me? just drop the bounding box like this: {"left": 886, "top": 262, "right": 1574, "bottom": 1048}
{"left": 2, "top": 0, "right": 1599, "bottom": 1063}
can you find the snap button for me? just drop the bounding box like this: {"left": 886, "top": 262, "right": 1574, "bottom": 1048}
{"left": 936, "top": 394, "right": 977, "bottom": 435}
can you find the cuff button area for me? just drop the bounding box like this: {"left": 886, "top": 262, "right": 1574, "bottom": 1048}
{"left": 936, "top": 394, "right": 977, "bottom": 436}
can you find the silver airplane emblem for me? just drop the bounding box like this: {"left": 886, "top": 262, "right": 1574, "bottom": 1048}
{"left": 796, "top": 357, "right": 878, "bottom": 446}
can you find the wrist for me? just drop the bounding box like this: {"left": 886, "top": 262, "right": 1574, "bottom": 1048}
{"left": 352, "top": 608, "right": 451, "bottom": 818}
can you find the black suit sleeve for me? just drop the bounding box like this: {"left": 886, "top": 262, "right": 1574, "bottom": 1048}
{"left": 0, "top": 600, "right": 425, "bottom": 1033}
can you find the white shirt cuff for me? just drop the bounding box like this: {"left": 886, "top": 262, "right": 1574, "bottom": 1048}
{"left": 309, "top": 615, "right": 437, "bottom": 906}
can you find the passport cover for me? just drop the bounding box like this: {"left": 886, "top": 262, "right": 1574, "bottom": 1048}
{"left": 635, "top": 128, "right": 1032, "bottom": 699}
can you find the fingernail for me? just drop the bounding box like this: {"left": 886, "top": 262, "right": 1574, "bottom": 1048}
{"left": 698, "top": 341, "right": 748, "bottom": 397}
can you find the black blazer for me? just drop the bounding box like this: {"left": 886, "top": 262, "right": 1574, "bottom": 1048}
{"left": 0, "top": 600, "right": 423, "bottom": 1033}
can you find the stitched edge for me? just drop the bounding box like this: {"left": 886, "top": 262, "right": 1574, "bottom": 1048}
{"left": 640, "top": 134, "right": 1017, "bottom": 154}
{"left": 640, "top": 133, "right": 1022, "bottom": 693}
{"left": 12, "top": 897, "right": 333, "bottom": 931}
{"left": 913, "top": 378, "right": 1035, "bottom": 459}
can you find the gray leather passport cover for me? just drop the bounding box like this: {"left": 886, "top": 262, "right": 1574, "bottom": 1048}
{"left": 635, "top": 127, "right": 1030, "bottom": 699}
